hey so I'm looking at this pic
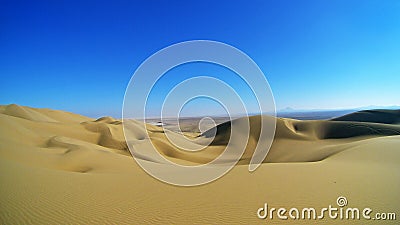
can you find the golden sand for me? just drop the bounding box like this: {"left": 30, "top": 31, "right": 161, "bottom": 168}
{"left": 0, "top": 104, "right": 399, "bottom": 224}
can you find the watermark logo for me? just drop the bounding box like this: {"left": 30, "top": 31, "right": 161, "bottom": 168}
{"left": 122, "top": 40, "right": 276, "bottom": 186}
{"left": 257, "top": 196, "right": 396, "bottom": 221}
{"left": 336, "top": 196, "right": 348, "bottom": 207}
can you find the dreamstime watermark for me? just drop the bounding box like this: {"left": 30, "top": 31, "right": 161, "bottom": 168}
{"left": 257, "top": 196, "right": 397, "bottom": 221}
{"left": 122, "top": 40, "right": 276, "bottom": 186}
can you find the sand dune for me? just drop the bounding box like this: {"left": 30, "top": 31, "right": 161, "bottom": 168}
{"left": 0, "top": 104, "right": 91, "bottom": 123}
{"left": 0, "top": 104, "right": 399, "bottom": 224}
{"left": 331, "top": 109, "right": 400, "bottom": 124}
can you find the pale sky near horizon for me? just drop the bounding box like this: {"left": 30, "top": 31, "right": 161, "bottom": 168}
{"left": 1, "top": 0, "right": 399, "bottom": 118}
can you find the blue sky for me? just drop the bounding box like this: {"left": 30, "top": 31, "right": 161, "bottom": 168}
{"left": 1, "top": 0, "right": 399, "bottom": 118}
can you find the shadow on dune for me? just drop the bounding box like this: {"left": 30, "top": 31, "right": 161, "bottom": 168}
{"left": 331, "top": 109, "right": 400, "bottom": 124}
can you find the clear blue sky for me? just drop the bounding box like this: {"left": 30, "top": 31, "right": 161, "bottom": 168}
{"left": 1, "top": 0, "right": 399, "bottom": 118}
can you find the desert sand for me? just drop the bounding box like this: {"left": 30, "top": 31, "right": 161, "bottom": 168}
{"left": 0, "top": 104, "right": 399, "bottom": 224}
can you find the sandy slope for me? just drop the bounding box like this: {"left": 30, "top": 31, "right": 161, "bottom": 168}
{"left": 0, "top": 104, "right": 399, "bottom": 224}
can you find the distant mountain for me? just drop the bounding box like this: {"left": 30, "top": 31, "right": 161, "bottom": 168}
{"left": 279, "top": 107, "right": 295, "bottom": 112}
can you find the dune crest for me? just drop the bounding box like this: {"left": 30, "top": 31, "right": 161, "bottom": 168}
{"left": 1, "top": 104, "right": 59, "bottom": 122}
{"left": 331, "top": 109, "right": 400, "bottom": 124}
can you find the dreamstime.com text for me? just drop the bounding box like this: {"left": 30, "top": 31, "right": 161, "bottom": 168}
{"left": 257, "top": 196, "right": 396, "bottom": 221}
